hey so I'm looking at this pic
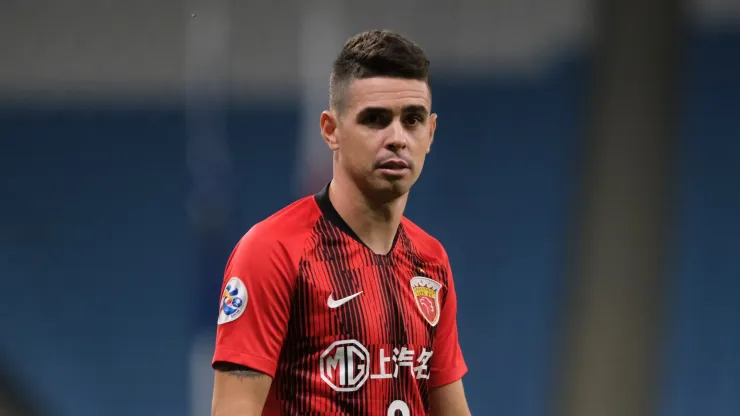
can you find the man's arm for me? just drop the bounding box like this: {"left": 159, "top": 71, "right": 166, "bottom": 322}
{"left": 212, "top": 362, "right": 272, "bottom": 416}
{"left": 210, "top": 224, "right": 299, "bottom": 415}
{"left": 430, "top": 379, "right": 472, "bottom": 416}
{"left": 428, "top": 246, "right": 470, "bottom": 414}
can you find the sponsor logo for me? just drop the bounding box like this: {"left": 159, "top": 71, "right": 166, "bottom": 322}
{"left": 320, "top": 339, "right": 433, "bottom": 392}
{"left": 410, "top": 276, "right": 442, "bottom": 326}
{"left": 320, "top": 340, "right": 370, "bottom": 392}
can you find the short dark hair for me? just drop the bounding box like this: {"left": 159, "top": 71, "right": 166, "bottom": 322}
{"left": 329, "top": 30, "right": 430, "bottom": 111}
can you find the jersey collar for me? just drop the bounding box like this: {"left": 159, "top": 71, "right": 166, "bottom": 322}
{"left": 314, "top": 182, "right": 402, "bottom": 256}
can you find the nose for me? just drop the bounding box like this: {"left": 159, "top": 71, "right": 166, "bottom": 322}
{"left": 385, "top": 120, "right": 409, "bottom": 151}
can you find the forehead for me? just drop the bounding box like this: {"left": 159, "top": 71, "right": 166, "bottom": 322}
{"left": 345, "top": 77, "right": 431, "bottom": 112}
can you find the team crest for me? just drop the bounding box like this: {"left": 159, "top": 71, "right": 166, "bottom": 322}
{"left": 218, "top": 277, "right": 248, "bottom": 325}
{"left": 410, "top": 276, "right": 442, "bottom": 326}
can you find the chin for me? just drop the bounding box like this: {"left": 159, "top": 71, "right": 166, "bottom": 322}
{"left": 370, "top": 176, "right": 415, "bottom": 200}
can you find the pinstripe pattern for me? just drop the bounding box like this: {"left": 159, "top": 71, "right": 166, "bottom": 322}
{"left": 271, "top": 210, "right": 449, "bottom": 414}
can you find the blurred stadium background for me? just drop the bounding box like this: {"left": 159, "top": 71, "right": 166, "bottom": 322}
{"left": 0, "top": 0, "right": 738, "bottom": 415}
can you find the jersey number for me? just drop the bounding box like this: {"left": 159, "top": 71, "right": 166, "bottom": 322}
{"left": 387, "top": 400, "right": 410, "bottom": 416}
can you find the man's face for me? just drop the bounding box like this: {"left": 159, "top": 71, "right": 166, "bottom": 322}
{"left": 321, "top": 77, "right": 437, "bottom": 200}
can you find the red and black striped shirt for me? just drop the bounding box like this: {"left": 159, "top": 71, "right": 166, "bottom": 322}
{"left": 213, "top": 184, "right": 467, "bottom": 415}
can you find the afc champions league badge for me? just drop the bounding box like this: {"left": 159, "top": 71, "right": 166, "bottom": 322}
{"left": 218, "top": 277, "right": 248, "bottom": 325}
{"left": 410, "top": 276, "right": 442, "bottom": 326}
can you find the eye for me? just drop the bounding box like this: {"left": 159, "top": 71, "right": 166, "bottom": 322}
{"left": 403, "top": 113, "right": 425, "bottom": 126}
{"left": 365, "top": 113, "right": 383, "bottom": 125}
{"left": 359, "top": 111, "right": 391, "bottom": 127}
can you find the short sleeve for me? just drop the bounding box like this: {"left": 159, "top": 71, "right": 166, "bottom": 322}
{"left": 428, "top": 253, "right": 468, "bottom": 388}
{"left": 212, "top": 227, "right": 297, "bottom": 378}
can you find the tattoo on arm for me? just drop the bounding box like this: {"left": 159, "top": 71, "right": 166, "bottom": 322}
{"left": 213, "top": 361, "right": 267, "bottom": 381}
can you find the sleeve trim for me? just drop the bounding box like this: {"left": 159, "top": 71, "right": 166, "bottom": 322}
{"left": 212, "top": 348, "right": 279, "bottom": 378}
{"left": 429, "top": 363, "right": 468, "bottom": 388}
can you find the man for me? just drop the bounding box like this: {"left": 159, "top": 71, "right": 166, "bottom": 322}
{"left": 211, "top": 29, "right": 470, "bottom": 415}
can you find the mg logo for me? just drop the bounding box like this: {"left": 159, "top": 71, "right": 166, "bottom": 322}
{"left": 320, "top": 339, "right": 370, "bottom": 392}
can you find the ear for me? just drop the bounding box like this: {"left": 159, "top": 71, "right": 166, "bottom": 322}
{"left": 320, "top": 110, "right": 340, "bottom": 151}
{"left": 426, "top": 113, "right": 437, "bottom": 154}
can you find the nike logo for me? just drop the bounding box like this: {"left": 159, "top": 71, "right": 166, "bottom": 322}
{"left": 327, "top": 291, "right": 363, "bottom": 308}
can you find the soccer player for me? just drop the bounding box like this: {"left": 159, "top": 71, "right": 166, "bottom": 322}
{"left": 211, "top": 30, "right": 470, "bottom": 415}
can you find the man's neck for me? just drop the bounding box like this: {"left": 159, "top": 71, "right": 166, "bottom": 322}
{"left": 328, "top": 178, "right": 407, "bottom": 255}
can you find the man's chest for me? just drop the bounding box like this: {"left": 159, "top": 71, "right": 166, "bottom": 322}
{"left": 295, "top": 250, "right": 444, "bottom": 341}
{"left": 282, "top": 249, "right": 446, "bottom": 390}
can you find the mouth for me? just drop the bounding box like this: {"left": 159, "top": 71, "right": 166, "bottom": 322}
{"left": 377, "top": 159, "right": 410, "bottom": 170}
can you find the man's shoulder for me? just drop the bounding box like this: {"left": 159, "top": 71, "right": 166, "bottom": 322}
{"left": 239, "top": 195, "right": 321, "bottom": 254}
{"left": 400, "top": 216, "right": 449, "bottom": 263}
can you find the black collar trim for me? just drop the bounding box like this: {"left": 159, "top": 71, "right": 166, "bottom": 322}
{"left": 313, "top": 182, "right": 401, "bottom": 255}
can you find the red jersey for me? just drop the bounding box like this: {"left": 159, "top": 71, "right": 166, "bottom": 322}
{"left": 213, "top": 184, "right": 467, "bottom": 415}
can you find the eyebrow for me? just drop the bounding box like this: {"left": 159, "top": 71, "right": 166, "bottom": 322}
{"left": 357, "top": 105, "right": 429, "bottom": 115}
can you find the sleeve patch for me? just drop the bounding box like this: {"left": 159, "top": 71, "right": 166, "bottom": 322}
{"left": 217, "top": 277, "right": 248, "bottom": 325}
